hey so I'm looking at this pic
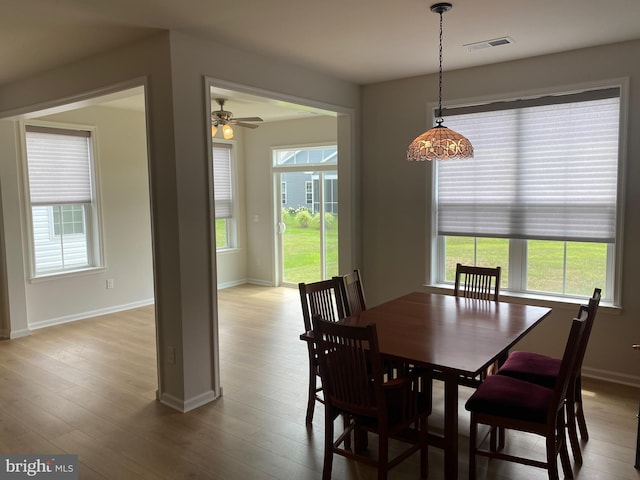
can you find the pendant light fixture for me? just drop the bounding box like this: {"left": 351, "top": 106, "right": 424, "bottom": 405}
{"left": 407, "top": 2, "right": 473, "bottom": 161}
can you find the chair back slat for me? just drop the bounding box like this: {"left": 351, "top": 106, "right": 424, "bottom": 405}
{"left": 299, "top": 279, "right": 345, "bottom": 332}
{"left": 312, "top": 316, "right": 382, "bottom": 418}
{"left": 454, "top": 263, "right": 501, "bottom": 301}
{"left": 334, "top": 269, "right": 367, "bottom": 316}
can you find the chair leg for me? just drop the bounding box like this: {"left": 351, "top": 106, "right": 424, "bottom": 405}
{"left": 557, "top": 410, "right": 573, "bottom": 479}
{"left": 546, "top": 431, "right": 560, "bottom": 480}
{"left": 342, "top": 414, "right": 351, "bottom": 450}
{"left": 469, "top": 414, "right": 477, "bottom": 480}
{"left": 305, "top": 364, "right": 317, "bottom": 424}
{"left": 489, "top": 426, "right": 497, "bottom": 452}
{"left": 378, "top": 429, "right": 389, "bottom": 480}
{"left": 565, "top": 391, "right": 583, "bottom": 464}
{"left": 419, "top": 414, "right": 428, "bottom": 480}
{"left": 497, "top": 426, "right": 505, "bottom": 451}
{"left": 322, "top": 409, "right": 335, "bottom": 480}
{"left": 574, "top": 375, "right": 589, "bottom": 440}
{"left": 635, "top": 400, "right": 640, "bottom": 469}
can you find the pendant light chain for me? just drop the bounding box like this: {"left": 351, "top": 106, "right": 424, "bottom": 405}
{"left": 436, "top": 9, "right": 444, "bottom": 126}
{"left": 406, "top": 2, "right": 474, "bottom": 161}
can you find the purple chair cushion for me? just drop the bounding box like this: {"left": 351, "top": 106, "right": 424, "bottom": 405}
{"left": 465, "top": 374, "right": 554, "bottom": 424}
{"left": 497, "top": 350, "right": 561, "bottom": 389}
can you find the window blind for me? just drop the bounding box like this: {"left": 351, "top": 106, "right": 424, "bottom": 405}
{"left": 436, "top": 89, "right": 620, "bottom": 243}
{"left": 212, "top": 143, "right": 233, "bottom": 219}
{"left": 25, "top": 126, "right": 92, "bottom": 205}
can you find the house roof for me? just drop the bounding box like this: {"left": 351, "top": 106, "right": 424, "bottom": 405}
{"left": 3, "top": 0, "right": 640, "bottom": 88}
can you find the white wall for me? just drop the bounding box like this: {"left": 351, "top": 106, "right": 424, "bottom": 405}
{"left": 362, "top": 39, "right": 640, "bottom": 384}
{"left": 22, "top": 105, "right": 154, "bottom": 327}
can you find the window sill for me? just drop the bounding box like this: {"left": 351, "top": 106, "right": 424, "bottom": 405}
{"left": 216, "top": 247, "right": 242, "bottom": 255}
{"left": 30, "top": 266, "right": 106, "bottom": 283}
{"left": 424, "top": 284, "right": 620, "bottom": 315}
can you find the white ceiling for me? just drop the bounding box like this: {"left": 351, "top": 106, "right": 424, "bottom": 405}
{"left": 5, "top": 0, "right": 640, "bottom": 119}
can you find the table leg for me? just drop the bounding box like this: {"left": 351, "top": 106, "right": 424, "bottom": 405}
{"left": 443, "top": 373, "right": 459, "bottom": 480}
{"left": 635, "top": 401, "right": 639, "bottom": 469}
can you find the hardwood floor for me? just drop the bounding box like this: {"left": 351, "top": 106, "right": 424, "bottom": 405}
{"left": 0, "top": 284, "right": 638, "bottom": 479}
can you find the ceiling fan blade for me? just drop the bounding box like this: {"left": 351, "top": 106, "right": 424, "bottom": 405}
{"left": 233, "top": 121, "right": 260, "bottom": 129}
{"left": 232, "top": 116, "right": 263, "bottom": 122}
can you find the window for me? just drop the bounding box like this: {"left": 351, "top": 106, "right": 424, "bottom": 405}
{"left": 53, "top": 205, "right": 85, "bottom": 236}
{"left": 435, "top": 87, "right": 621, "bottom": 302}
{"left": 212, "top": 142, "right": 235, "bottom": 250}
{"left": 281, "top": 181, "right": 287, "bottom": 204}
{"left": 25, "top": 125, "right": 101, "bottom": 276}
{"left": 305, "top": 181, "right": 313, "bottom": 206}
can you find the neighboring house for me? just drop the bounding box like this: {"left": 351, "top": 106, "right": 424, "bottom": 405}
{"left": 279, "top": 146, "right": 338, "bottom": 214}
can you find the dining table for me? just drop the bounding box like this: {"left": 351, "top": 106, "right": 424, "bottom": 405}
{"left": 310, "top": 291, "right": 552, "bottom": 480}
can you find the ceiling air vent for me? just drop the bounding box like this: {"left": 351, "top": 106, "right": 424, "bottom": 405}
{"left": 464, "top": 36, "right": 515, "bottom": 52}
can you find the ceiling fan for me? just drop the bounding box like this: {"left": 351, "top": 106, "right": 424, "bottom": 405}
{"left": 211, "top": 98, "right": 263, "bottom": 139}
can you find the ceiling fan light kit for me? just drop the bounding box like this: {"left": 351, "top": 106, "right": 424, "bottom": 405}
{"left": 406, "top": 2, "right": 474, "bottom": 161}
{"left": 211, "top": 98, "right": 263, "bottom": 139}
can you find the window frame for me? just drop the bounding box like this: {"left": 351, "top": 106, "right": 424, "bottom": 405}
{"left": 429, "top": 80, "right": 629, "bottom": 307}
{"left": 22, "top": 121, "right": 105, "bottom": 280}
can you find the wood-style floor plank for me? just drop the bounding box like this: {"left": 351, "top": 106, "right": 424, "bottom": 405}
{"left": 0, "top": 284, "right": 637, "bottom": 479}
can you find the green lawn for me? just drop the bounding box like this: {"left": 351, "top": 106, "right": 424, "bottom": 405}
{"left": 283, "top": 222, "right": 338, "bottom": 283}
{"left": 445, "top": 236, "right": 606, "bottom": 297}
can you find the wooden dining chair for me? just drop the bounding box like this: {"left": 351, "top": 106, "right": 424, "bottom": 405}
{"left": 454, "top": 263, "right": 501, "bottom": 301}
{"left": 452, "top": 263, "right": 502, "bottom": 386}
{"left": 299, "top": 278, "right": 346, "bottom": 424}
{"left": 496, "top": 288, "right": 601, "bottom": 464}
{"left": 465, "top": 307, "right": 590, "bottom": 480}
{"left": 312, "top": 316, "right": 431, "bottom": 480}
{"left": 334, "top": 269, "right": 367, "bottom": 316}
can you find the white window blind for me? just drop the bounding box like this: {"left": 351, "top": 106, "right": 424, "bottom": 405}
{"left": 25, "top": 126, "right": 92, "bottom": 205}
{"left": 212, "top": 143, "right": 233, "bottom": 219}
{"left": 437, "top": 88, "right": 620, "bottom": 243}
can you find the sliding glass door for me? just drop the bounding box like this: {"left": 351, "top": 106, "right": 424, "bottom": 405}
{"left": 273, "top": 146, "right": 338, "bottom": 285}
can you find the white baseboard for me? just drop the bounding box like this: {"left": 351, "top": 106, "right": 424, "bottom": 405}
{"left": 217, "top": 278, "right": 249, "bottom": 289}
{"left": 158, "top": 388, "right": 221, "bottom": 413}
{"left": 246, "top": 278, "right": 274, "bottom": 287}
{"left": 218, "top": 279, "right": 277, "bottom": 289}
{"left": 9, "top": 327, "right": 31, "bottom": 339}
{"left": 1, "top": 327, "right": 31, "bottom": 339}
{"left": 28, "top": 298, "right": 155, "bottom": 331}
{"left": 582, "top": 366, "right": 640, "bottom": 388}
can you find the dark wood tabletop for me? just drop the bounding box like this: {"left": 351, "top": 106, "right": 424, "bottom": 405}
{"left": 344, "top": 291, "right": 551, "bottom": 376}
